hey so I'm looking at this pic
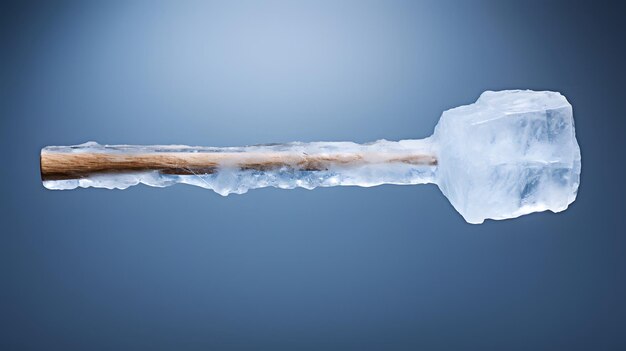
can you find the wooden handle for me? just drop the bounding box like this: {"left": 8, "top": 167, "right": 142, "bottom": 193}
{"left": 40, "top": 150, "right": 437, "bottom": 181}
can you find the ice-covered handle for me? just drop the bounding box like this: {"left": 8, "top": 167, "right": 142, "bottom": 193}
{"left": 40, "top": 140, "right": 437, "bottom": 194}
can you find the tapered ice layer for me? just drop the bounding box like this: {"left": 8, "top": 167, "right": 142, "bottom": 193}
{"left": 41, "top": 90, "right": 581, "bottom": 223}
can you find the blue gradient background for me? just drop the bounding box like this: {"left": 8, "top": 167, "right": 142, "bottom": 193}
{"left": 1, "top": 1, "right": 625, "bottom": 349}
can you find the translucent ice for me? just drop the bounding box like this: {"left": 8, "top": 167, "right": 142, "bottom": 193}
{"left": 41, "top": 90, "right": 581, "bottom": 223}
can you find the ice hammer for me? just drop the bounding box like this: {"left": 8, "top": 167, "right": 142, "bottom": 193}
{"left": 40, "top": 90, "right": 581, "bottom": 224}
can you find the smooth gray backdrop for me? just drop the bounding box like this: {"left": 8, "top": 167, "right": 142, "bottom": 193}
{"left": 1, "top": 1, "right": 625, "bottom": 350}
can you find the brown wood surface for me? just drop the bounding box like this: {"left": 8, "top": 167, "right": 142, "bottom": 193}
{"left": 40, "top": 151, "right": 437, "bottom": 181}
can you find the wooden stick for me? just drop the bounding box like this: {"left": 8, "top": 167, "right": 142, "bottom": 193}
{"left": 40, "top": 150, "right": 437, "bottom": 181}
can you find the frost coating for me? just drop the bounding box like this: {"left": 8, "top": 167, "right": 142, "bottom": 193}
{"left": 42, "top": 90, "right": 581, "bottom": 224}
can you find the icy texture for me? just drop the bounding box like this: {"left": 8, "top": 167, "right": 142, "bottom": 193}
{"left": 43, "top": 139, "right": 437, "bottom": 195}
{"left": 433, "top": 90, "right": 581, "bottom": 223}
{"left": 42, "top": 90, "right": 581, "bottom": 223}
